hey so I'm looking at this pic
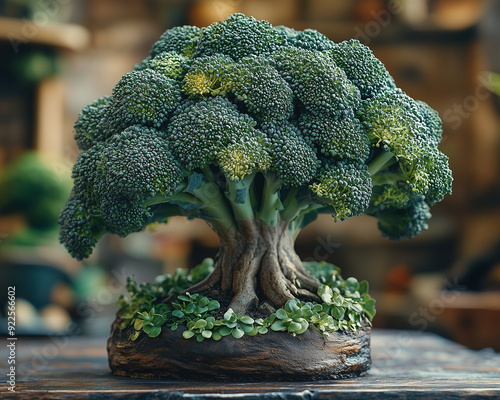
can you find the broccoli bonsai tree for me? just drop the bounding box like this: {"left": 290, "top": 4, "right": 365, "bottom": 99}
{"left": 59, "top": 14, "right": 452, "bottom": 380}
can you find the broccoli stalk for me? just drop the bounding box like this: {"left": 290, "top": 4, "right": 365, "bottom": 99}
{"left": 60, "top": 14, "right": 452, "bottom": 315}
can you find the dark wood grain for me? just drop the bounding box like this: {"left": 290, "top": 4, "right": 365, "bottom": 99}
{"left": 1, "top": 330, "right": 499, "bottom": 399}
{"left": 107, "top": 318, "right": 371, "bottom": 381}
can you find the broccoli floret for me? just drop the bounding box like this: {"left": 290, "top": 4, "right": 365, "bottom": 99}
{"left": 274, "top": 46, "right": 361, "bottom": 117}
{"left": 60, "top": 13, "right": 452, "bottom": 271}
{"left": 310, "top": 161, "right": 372, "bottom": 221}
{"left": 96, "top": 126, "right": 183, "bottom": 235}
{"left": 275, "top": 26, "right": 335, "bottom": 51}
{"left": 226, "top": 56, "right": 294, "bottom": 123}
{"left": 194, "top": 13, "right": 286, "bottom": 60}
{"left": 292, "top": 29, "right": 336, "bottom": 51}
{"left": 183, "top": 55, "right": 293, "bottom": 123}
{"left": 182, "top": 55, "right": 233, "bottom": 97}
{"left": 415, "top": 100, "right": 443, "bottom": 147}
{"left": 100, "top": 69, "right": 181, "bottom": 136}
{"left": 167, "top": 97, "right": 260, "bottom": 171}
{"left": 329, "top": 40, "right": 396, "bottom": 99}
{"left": 150, "top": 25, "right": 202, "bottom": 58}
{"left": 422, "top": 149, "right": 453, "bottom": 206}
{"left": 58, "top": 191, "right": 105, "bottom": 260}
{"left": 74, "top": 96, "right": 110, "bottom": 151}
{"left": 368, "top": 196, "right": 432, "bottom": 241}
{"left": 262, "top": 122, "right": 318, "bottom": 186}
{"left": 299, "top": 112, "right": 370, "bottom": 162}
{"left": 359, "top": 89, "right": 452, "bottom": 207}
{"left": 142, "top": 52, "right": 187, "bottom": 80}
{"left": 217, "top": 137, "right": 271, "bottom": 182}
{"left": 63, "top": 125, "right": 183, "bottom": 258}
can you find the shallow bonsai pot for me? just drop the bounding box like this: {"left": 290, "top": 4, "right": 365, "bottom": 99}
{"left": 107, "top": 317, "right": 371, "bottom": 381}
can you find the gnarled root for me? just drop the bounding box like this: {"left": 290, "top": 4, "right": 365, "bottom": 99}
{"left": 176, "top": 218, "right": 321, "bottom": 315}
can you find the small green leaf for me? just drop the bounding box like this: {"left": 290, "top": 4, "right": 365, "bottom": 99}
{"left": 130, "top": 330, "right": 140, "bottom": 341}
{"left": 331, "top": 306, "right": 345, "bottom": 320}
{"left": 201, "top": 330, "right": 212, "bottom": 339}
{"left": 195, "top": 319, "right": 207, "bottom": 329}
{"left": 207, "top": 300, "right": 220, "bottom": 311}
{"left": 198, "top": 297, "right": 209, "bottom": 307}
{"left": 287, "top": 321, "right": 302, "bottom": 333}
{"left": 240, "top": 316, "right": 254, "bottom": 324}
{"left": 177, "top": 295, "right": 190, "bottom": 302}
{"left": 196, "top": 306, "right": 208, "bottom": 314}
{"left": 143, "top": 325, "right": 161, "bottom": 337}
{"left": 247, "top": 326, "right": 258, "bottom": 336}
{"left": 224, "top": 308, "right": 234, "bottom": 321}
{"left": 271, "top": 320, "right": 286, "bottom": 331}
{"left": 196, "top": 334, "right": 205, "bottom": 342}
{"left": 218, "top": 326, "right": 232, "bottom": 336}
{"left": 212, "top": 330, "right": 222, "bottom": 341}
{"left": 152, "top": 315, "right": 166, "bottom": 326}
{"left": 232, "top": 327, "right": 244, "bottom": 339}
{"left": 185, "top": 303, "right": 196, "bottom": 314}
{"left": 350, "top": 303, "right": 363, "bottom": 313}
{"left": 297, "top": 320, "right": 309, "bottom": 334}
{"left": 134, "top": 319, "right": 144, "bottom": 330}
{"left": 284, "top": 300, "right": 298, "bottom": 313}
{"left": 182, "top": 330, "right": 195, "bottom": 339}
{"left": 321, "top": 292, "right": 332, "bottom": 304}
{"left": 276, "top": 309, "right": 288, "bottom": 320}
{"left": 258, "top": 326, "right": 268, "bottom": 334}
{"left": 205, "top": 318, "right": 214, "bottom": 330}
{"left": 346, "top": 277, "right": 359, "bottom": 290}
{"left": 312, "top": 304, "right": 323, "bottom": 313}
{"left": 265, "top": 314, "right": 277, "bottom": 325}
{"left": 172, "top": 310, "right": 184, "bottom": 318}
{"left": 240, "top": 323, "right": 254, "bottom": 333}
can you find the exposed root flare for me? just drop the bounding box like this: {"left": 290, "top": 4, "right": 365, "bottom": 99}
{"left": 174, "top": 218, "right": 321, "bottom": 313}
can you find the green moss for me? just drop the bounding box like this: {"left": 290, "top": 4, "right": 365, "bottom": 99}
{"left": 117, "top": 259, "right": 376, "bottom": 342}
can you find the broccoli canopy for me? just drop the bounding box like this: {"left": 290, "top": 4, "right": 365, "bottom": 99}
{"left": 60, "top": 13, "right": 452, "bottom": 261}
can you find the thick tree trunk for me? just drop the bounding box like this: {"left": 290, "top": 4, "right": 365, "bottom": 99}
{"left": 186, "top": 218, "right": 321, "bottom": 315}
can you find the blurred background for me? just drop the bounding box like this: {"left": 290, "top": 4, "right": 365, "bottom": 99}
{"left": 0, "top": 0, "right": 499, "bottom": 351}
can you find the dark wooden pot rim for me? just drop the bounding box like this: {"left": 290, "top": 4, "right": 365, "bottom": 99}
{"left": 107, "top": 318, "right": 372, "bottom": 381}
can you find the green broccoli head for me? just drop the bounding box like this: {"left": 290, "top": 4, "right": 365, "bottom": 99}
{"left": 367, "top": 196, "right": 432, "bottom": 241}
{"left": 61, "top": 13, "right": 452, "bottom": 259}
{"left": 329, "top": 39, "right": 396, "bottom": 99}
{"left": 311, "top": 161, "right": 372, "bottom": 221}
{"left": 149, "top": 25, "right": 202, "bottom": 58}
{"left": 74, "top": 96, "right": 110, "bottom": 151}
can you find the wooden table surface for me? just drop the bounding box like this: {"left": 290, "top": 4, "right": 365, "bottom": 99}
{"left": 1, "top": 330, "right": 499, "bottom": 399}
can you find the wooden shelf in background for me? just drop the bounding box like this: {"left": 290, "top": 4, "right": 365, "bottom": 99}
{"left": 0, "top": 16, "right": 90, "bottom": 51}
